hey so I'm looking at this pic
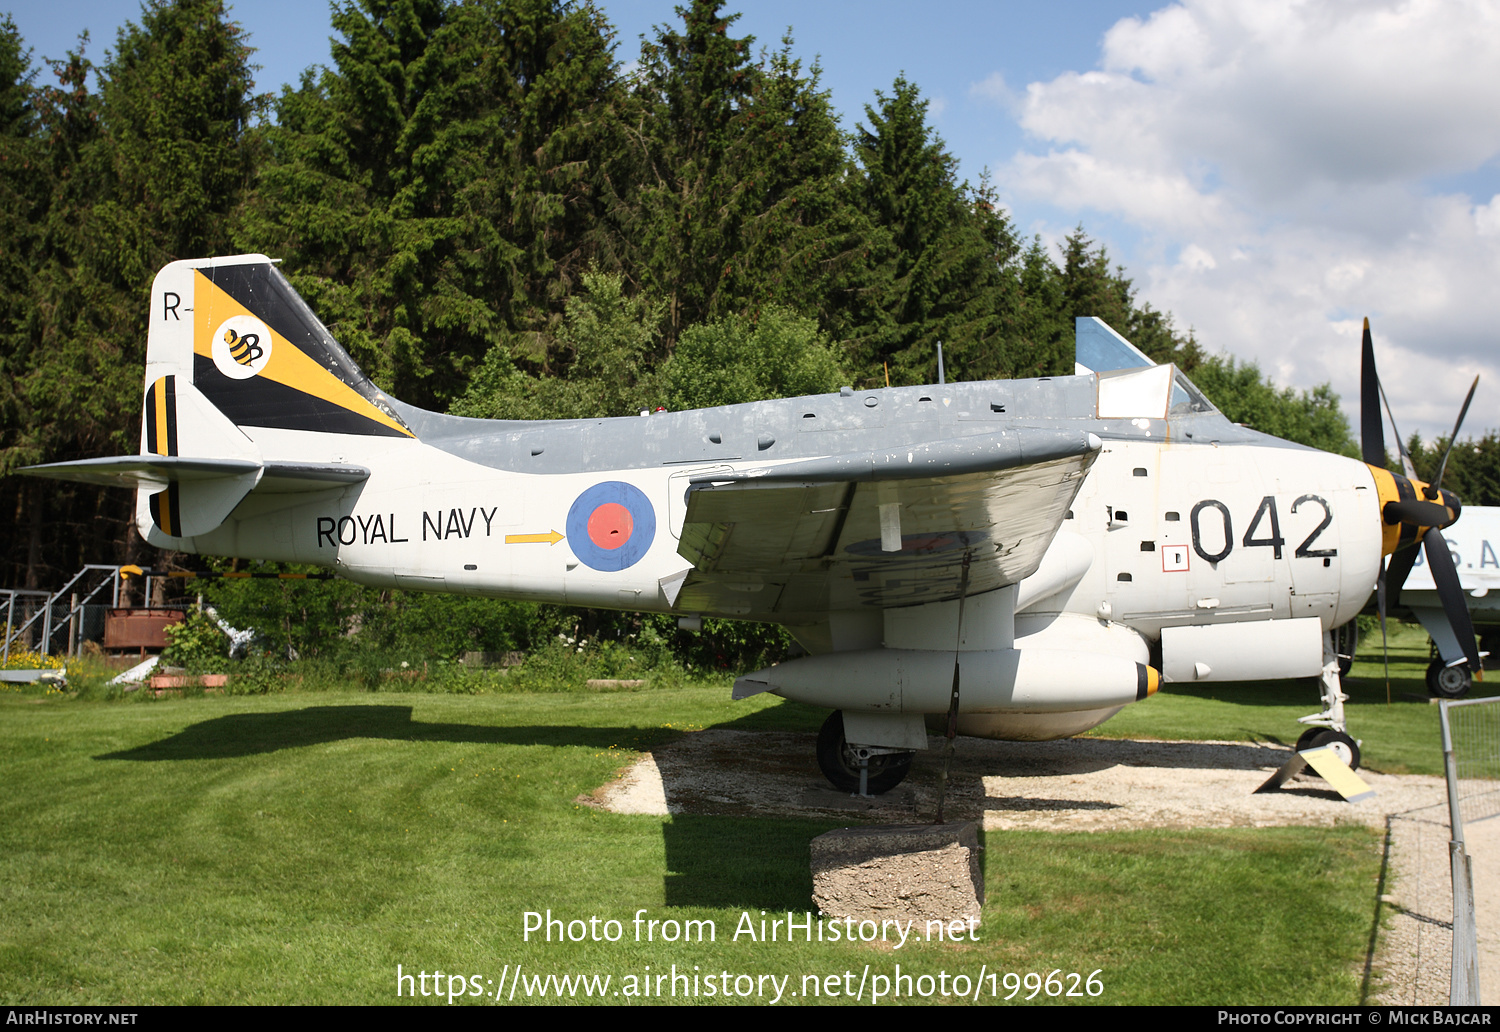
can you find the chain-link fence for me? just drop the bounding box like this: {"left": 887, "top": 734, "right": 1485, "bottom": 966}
{"left": 1445, "top": 696, "right": 1500, "bottom": 828}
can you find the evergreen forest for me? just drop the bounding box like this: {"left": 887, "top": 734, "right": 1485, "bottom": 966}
{"left": 1, "top": 0, "right": 1489, "bottom": 670}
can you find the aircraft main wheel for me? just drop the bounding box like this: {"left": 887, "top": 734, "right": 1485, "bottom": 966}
{"left": 1294, "top": 728, "right": 1323, "bottom": 753}
{"left": 815, "top": 710, "right": 913, "bottom": 795}
{"left": 1303, "top": 729, "right": 1361, "bottom": 771}
{"left": 1426, "top": 660, "right": 1472, "bottom": 699}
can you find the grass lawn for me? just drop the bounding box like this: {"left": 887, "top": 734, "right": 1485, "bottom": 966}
{"left": 0, "top": 622, "right": 1461, "bottom": 1006}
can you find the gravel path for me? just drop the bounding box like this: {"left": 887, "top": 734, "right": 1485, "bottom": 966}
{"left": 593, "top": 729, "right": 1491, "bottom": 1003}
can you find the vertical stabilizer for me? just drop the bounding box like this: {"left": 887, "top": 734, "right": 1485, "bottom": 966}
{"left": 146, "top": 255, "right": 413, "bottom": 439}
{"left": 131, "top": 255, "right": 413, "bottom": 544}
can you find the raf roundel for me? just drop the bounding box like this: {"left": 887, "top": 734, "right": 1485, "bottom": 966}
{"left": 566, "top": 482, "right": 656, "bottom": 572}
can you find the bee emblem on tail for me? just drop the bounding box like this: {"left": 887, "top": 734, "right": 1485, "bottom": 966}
{"left": 210, "top": 314, "right": 273, "bottom": 380}
{"left": 224, "top": 327, "right": 264, "bottom": 367}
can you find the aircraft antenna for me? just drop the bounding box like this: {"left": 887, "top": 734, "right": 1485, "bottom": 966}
{"left": 936, "top": 343, "right": 946, "bottom": 386}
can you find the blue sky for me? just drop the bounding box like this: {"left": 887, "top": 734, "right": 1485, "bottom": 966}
{"left": 8, "top": 1, "right": 1500, "bottom": 441}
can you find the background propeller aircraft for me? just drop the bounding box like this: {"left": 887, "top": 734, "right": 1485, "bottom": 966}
{"left": 1359, "top": 325, "right": 1483, "bottom": 712}
{"left": 1380, "top": 506, "right": 1500, "bottom": 698}
{"left": 22, "top": 255, "right": 1481, "bottom": 792}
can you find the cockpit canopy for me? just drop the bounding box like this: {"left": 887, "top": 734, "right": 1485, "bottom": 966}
{"left": 1074, "top": 317, "right": 1213, "bottom": 419}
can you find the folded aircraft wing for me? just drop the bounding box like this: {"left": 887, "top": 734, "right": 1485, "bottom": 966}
{"left": 674, "top": 429, "right": 1100, "bottom": 619}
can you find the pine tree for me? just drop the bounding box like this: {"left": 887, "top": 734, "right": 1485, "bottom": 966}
{"left": 2, "top": 1, "right": 259, "bottom": 586}
{"left": 613, "top": 2, "right": 861, "bottom": 339}
{"left": 1050, "top": 228, "right": 1201, "bottom": 370}
{"left": 0, "top": 17, "right": 42, "bottom": 470}
{"left": 845, "top": 77, "right": 1021, "bottom": 387}
{"left": 241, "top": 0, "right": 620, "bottom": 409}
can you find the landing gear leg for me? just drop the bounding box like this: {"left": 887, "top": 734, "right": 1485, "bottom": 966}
{"left": 1296, "top": 631, "right": 1362, "bottom": 771}
{"left": 1333, "top": 620, "right": 1358, "bottom": 677}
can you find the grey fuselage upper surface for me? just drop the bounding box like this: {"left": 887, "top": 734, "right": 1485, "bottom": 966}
{"left": 391, "top": 374, "right": 1302, "bottom": 479}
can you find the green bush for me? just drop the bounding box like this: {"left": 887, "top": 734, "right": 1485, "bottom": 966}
{"left": 160, "top": 611, "right": 228, "bottom": 671}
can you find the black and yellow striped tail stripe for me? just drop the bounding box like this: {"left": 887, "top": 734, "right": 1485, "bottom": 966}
{"left": 144, "top": 376, "right": 178, "bottom": 457}
{"left": 144, "top": 376, "right": 180, "bottom": 535}
{"left": 149, "top": 482, "right": 182, "bottom": 537}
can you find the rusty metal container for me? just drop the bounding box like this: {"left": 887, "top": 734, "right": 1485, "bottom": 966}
{"left": 103, "top": 608, "right": 185, "bottom": 651}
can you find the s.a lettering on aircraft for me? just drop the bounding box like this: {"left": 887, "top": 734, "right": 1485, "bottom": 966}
{"left": 25, "top": 255, "right": 1480, "bottom": 792}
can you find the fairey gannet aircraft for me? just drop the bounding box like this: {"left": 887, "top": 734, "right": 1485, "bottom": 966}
{"left": 22, "top": 255, "right": 1480, "bottom": 792}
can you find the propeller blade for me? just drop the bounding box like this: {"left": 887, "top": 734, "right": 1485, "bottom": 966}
{"left": 1377, "top": 380, "right": 1419, "bottom": 481}
{"left": 1383, "top": 498, "right": 1452, "bottom": 527}
{"left": 1423, "top": 529, "right": 1482, "bottom": 670}
{"left": 1360, "top": 318, "right": 1386, "bottom": 468}
{"left": 1432, "top": 374, "right": 1480, "bottom": 490}
{"left": 1386, "top": 542, "right": 1420, "bottom": 609}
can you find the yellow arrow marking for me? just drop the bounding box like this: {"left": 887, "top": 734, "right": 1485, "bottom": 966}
{"left": 505, "top": 530, "right": 565, "bottom": 546}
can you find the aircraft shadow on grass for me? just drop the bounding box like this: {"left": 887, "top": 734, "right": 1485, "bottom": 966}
{"left": 660, "top": 816, "right": 840, "bottom": 911}
{"left": 92, "top": 699, "right": 1355, "bottom": 784}
{"left": 91, "top": 701, "right": 1352, "bottom": 908}
{"left": 94, "top": 698, "right": 828, "bottom": 763}
{"left": 93, "top": 704, "right": 675, "bottom": 761}
{"left": 90, "top": 702, "right": 858, "bottom": 911}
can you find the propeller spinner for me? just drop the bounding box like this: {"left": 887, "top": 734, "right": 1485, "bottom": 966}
{"left": 1361, "top": 318, "right": 1481, "bottom": 672}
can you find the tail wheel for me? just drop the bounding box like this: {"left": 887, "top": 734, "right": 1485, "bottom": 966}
{"left": 815, "top": 710, "right": 913, "bottom": 794}
{"left": 1299, "top": 729, "right": 1361, "bottom": 772}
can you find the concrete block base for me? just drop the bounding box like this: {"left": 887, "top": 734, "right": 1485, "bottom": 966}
{"left": 810, "top": 822, "right": 983, "bottom": 927}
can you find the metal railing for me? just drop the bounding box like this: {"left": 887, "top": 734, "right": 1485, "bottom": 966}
{"left": 2, "top": 565, "right": 126, "bottom": 663}
{"left": 1438, "top": 695, "right": 1499, "bottom": 1006}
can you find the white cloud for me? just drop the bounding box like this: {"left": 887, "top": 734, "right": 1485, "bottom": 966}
{"left": 1178, "top": 244, "right": 1216, "bottom": 271}
{"left": 969, "top": 71, "right": 1018, "bottom": 113}
{"left": 996, "top": 0, "right": 1500, "bottom": 441}
{"left": 1477, "top": 195, "right": 1500, "bottom": 237}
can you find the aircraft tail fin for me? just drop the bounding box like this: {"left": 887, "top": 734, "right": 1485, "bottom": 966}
{"left": 146, "top": 254, "right": 413, "bottom": 441}
{"left": 22, "top": 256, "right": 401, "bottom": 543}
{"left": 134, "top": 371, "right": 263, "bottom": 538}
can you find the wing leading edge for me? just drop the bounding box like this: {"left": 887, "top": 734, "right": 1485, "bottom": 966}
{"left": 675, "top": 429, "right": 1101, "bottom": 619}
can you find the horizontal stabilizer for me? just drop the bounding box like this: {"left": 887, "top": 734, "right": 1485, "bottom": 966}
{"left": 22, "top": 455, "right": 370, "bottom": 541}
{"left": 20, "top": 456, "right": 370, "bottom": 491}
{"left": 20, "top": 455, "right": 260, "bottom": 489}
{"left": 260, "top": 462, "right": 373, "bottom": 491}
